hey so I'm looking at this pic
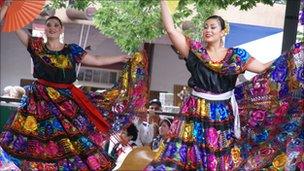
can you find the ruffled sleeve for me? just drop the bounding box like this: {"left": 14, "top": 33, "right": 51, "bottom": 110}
{"left": 186, "top": 38, "right": 208, "bottom": 62}
{"left": 228, "top": 48, "right": 253, "bottom": 74}
{"left": 188, "top": 38, "right": 205, "bottom": 56}
{"left": 69, "top": 43, "right": 87, "bottom": 63}
{"left": 27, "top": 37, "right": 44, "bottom": 55}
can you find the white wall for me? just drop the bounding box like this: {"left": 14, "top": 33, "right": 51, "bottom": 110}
{"left": 216, "top": 3, "right": 285, "bottom": 28}
{"left": 0, "top": 22, "right": 189, "bottom": 94}
{"left": 1, "top": 22, "right": 285, "bottom": 95}
{"left": 1, "top": 32, "right": 32, "bottom": 93}
{"left": 0, "top": 23, "right": 124, "bottom": 94}
{"left": 150, "top": 44, "right": 190, "bottom": 92}
{"left": 64, "top": 23, "right": 124, "bottom": 56}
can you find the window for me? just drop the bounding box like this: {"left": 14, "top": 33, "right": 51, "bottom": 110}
{"left": 77, "top": 66, "right": 120, "bottom": 88}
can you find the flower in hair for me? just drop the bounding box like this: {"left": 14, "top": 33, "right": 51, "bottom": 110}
{"left": 224, "top": 21, "right": 230, "bottom": 36}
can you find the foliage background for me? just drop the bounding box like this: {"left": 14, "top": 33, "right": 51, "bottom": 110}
{"left": 49, "top": 0, "right": 280, "bottom": 54}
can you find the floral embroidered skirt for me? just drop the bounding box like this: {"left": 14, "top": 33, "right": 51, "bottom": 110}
{"left": 146, "top": 43, "right": 304, "bottom": 170}
{"left": 0, "top": 146, "right": 20, "bottom": 170}
{"left": 233, "top": 42, "right": 303, "bottom": 170}
{"left": 0, "top": 81, "right": 114, "bottom": 170}
{"left": 146, "top": 95, "right": 241, "bottom": 171}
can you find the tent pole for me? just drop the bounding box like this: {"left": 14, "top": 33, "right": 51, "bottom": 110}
{"left": 282, "top": 0, "right": 301, "bottom": 52}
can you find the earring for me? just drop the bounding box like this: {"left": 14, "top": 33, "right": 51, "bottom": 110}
{"left": 220, "top": 38, "right": 224, "bottom": 47}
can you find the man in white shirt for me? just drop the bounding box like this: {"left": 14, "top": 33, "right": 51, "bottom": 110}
{"left": 134, "top": 99, "right": 162, "bottom": 146}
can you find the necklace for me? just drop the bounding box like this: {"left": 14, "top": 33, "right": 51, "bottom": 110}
{"left": 45, "top": 43, "right": 64, "bottom": 52}
{"left": 206, "top": 48, "right": 230, "bottom": 63}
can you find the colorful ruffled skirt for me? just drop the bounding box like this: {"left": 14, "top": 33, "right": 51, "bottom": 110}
{"left": 233, "top": 42, "right": 304, "bottom": 170}
{"left": 146, "top": 94, "right": 240, "bottom": 170}
{"left": 0, "top": 146, "right": 20, "bottom": 170}
{"left": 0, "top": 51, "right": 149, "bottom": 170}
{"left": 0, "top": 81, "right": 113, "bottom": 170}
{"left": 145, "top": 43, "right": 304, "bottom": 170}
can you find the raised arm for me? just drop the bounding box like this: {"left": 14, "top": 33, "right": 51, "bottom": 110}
{"left": 246, "top": 58, "right": 274, "bottom": 73}
{"left": 15, "top": 29, "right": 30, "bottom": 47}
{"left": 0, "top": 4, "right": 8, "bottom": 21}
{"left": 81, "top": 54, "right": 130, "bottom": 67}
{"left": 0, "top": 1, "right": 29, "bottom": 47}
{"left": 161, "top": 0, "right": 189, "bottom": 58}
{"left": 0, "top": 0, "right": 12, "bottom": 21}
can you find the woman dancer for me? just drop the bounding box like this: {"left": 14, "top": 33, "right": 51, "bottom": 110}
{"left": 0, "top": 15, "right": 130, "bottom": 170}
{"left": 145, "top": 1, "right": 303, "bottom": 170}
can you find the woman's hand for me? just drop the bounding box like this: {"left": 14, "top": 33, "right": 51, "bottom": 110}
{"left": 0, "top": 0, "right": 11, "bottom": 21}
{"left": 160, "top": 0, "right": 189, "bottom": 59}
{"left": 1, "top": 0, "right": 30, "bottom": 47}
{"left": 118, "top": 54, "right": 131, "bottom": 63}
{"left": 4, "top": 0, "right": 12, "bottom": 6}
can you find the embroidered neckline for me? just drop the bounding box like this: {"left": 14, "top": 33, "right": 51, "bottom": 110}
{"left": 43, "top": 43, "right": 67, "bottom": 54}
{"left": 205, "top": 48, "right": 234, "bottom": 64}
{"left": 190, "top": 40, "right": 233, "bottom": 65}
{"left": 189, "top": 39, "right": 250, "bottom": 75}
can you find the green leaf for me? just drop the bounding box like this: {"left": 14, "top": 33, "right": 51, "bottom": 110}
{"left": 49, "top": 0, "right": 280, "bottom": 53}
